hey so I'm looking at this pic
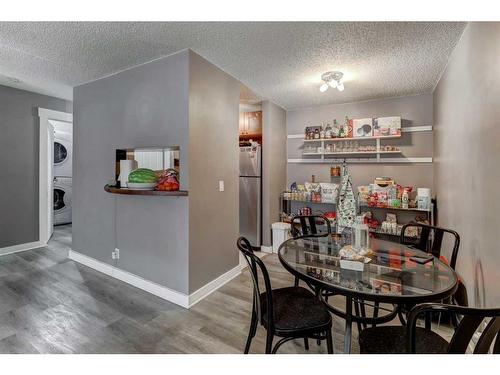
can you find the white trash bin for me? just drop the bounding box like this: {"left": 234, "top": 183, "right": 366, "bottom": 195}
{"left": 272, "top": 222, "right": 291, "bottom": 253}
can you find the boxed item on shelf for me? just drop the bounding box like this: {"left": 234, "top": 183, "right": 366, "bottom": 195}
{"left": 353, "top": 118, "right": 373, "bottom": 137}
{"left": 374, "top": 116, "right": 402, "bottom": 136}
{"left": 319, "top": 183, "right": 339, "bottom": 203}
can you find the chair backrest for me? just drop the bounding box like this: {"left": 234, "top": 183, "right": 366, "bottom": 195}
{"left": 400, "top": 223, "right": 460, "bottom": 269}
{"left": 237, "top": 236, "right": 274, "bottom": 328}
{"left": 290, "top": 215, "right": 332, "bottom": 238}
{"left": 407, "top": 303, "right": 500, "bottom": 354}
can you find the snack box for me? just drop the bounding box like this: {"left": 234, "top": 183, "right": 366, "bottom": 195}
{"left": 353, "top": 118, "right": 373, "bottom": 138}
{"left": 374, "top": 116, "right": 401, "bottom": 136}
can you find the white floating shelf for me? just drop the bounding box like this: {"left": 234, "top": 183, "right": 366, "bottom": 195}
{"left": 288, "top": 125, "right": 433, "bottom": 140}
{"left": 323, "top": 150, "right": 401, "bottom": 155}
{"left": 299, "top": 134, "right": 401, "bottom": 142}
{"left": 288, "top": 157, "right": 433, "bottom": 164}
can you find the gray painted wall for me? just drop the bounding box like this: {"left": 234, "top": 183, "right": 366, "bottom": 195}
{"left": 262, "top": 101, "right": 287, "bottom": 247}
{"left": 433, "top": 23, "right": 500, "bottom": 307}
{"left": 0, "top": 85, "right": 71, "bottom": 248}
{"left": 287, "top": 94, "right": 434, "bottom": 191}
{"left": 188, "top": 51, "right": 240, "bottom": 293}
{"left": 73, "top": 50, "right": 191, "bottom": 293}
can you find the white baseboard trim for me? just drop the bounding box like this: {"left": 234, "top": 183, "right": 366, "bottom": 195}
{"left": 68, "top": 249, "right": 241, "bottom": 309}
{"left": 260, "top": 245, "right": 274, "bottom": 254}
{"left": 188, "top": 265, "right": 242, "bottom": 308}
{"left": 0, "top": 241, "right": 45, "bottom": 256}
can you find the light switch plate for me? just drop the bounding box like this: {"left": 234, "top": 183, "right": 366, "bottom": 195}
{"left": 219, "top": 180, "right": 224, "bottom": 192}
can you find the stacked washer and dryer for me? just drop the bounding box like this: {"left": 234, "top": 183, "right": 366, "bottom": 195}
{"left": 53, "top": 121, "right": 72, "bottom": 225}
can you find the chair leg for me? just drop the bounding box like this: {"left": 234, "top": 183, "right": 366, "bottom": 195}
{"left": 353, "top": 300, "right": 362, "bottom": 333}
{"left": 372, "top": 301, "right": 380, "bottom": 328}
{"left": 326, "top": 328, "right": 334, "bottom": 354}
{"left": 265, "top": 330, "right": 274, "bottom": 354}
{"left": 304, "top": 338, "right": 309, "bottom": 350}
{"left": 425, "top": 311, "right": 432, "bottom": 330}
{"left": 244, "top": 308, "right": 258, "bottom": 354}
{"left": 294, "top": 276, "right": 299, "bottom": 287}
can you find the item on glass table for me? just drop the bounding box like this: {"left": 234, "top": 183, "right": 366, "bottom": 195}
{"left": 314, "top": 128, "right": 320, "bottom": 139}
{"left": 351, "top": 215, "right": 370, "bottom": 251}
{"left": 305, "top": 127, "right": 310, "bottom": 140}
{"left": 353, "top": 118, "right": 373, "bottom": 138}
{"left": 319, "top": 183, "right": 339, "bottom": 203}
{"left": 156, "top": 168, "right": 180, "bottom": 191}
{"left": 371, "top": 278, "right": 402, "bottom": 295}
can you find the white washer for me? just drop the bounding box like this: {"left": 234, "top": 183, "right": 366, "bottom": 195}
{"left": 53, "top": 177, "right": 72, "bottom": 225}
{"left": 53, "top": 128, "right": 72, "bottom": 177}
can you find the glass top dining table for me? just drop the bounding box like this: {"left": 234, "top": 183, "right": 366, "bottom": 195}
{"left": 278, "top": 235, "right": 459, "bottom": 353}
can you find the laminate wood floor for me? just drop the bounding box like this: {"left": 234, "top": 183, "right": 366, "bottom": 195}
{"left": 0, "top": 226, "right": 451, "bottom": 354}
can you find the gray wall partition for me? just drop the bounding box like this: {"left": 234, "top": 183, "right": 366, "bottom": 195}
{"left": 73, "top": 49, "right": 241, "bottom": 296}
{"left": 0, "top": 85, "right": 71, "bottom": 249}
{"left": 73, "top": 50, "right": 191, "bottom": 293}
{"left": 433, "top": 23, "right": 500, "bottom": 307}
{"left": 286, "top": 94, "right": 434, "bottom": 191}
{"left": 262, "top": 100, "right": 287, "bottom": 247}
{"left": 187, "top": 51, "right": 240, "bottom": 293}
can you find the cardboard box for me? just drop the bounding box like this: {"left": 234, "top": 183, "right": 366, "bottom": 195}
{"left": 353, "top": 118, "right": 373, "bottom": 137}
{"left": 374, "top": 116, "right": 401, "bottom": 136}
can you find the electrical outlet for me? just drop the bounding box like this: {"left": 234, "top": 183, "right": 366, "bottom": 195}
{"left": 219, "top": 180, "right": 224, "bottom": 192}
{"left": 112, "top": 248, "right": 120, "bottom": 260}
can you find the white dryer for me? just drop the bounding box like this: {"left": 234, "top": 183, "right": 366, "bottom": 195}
{"left": 53, "top": 177, "right": 72, "bottom": 225}
{"left": 53, "top": 126, "right": 72, "bottom": 177}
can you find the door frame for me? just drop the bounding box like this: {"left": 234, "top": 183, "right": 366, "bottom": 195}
{"left": 38, "top": 108, "right": 73, "bottom": 246}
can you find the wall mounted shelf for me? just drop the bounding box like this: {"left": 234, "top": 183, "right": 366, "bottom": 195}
{"left": 288, "top": 157, "right": 433, "bottom": 164}
{"left": 289, "top": 125, "right": 433, "bottom": 164}
{"left": 104, "top": 184, "right": 188, "bottom": 196}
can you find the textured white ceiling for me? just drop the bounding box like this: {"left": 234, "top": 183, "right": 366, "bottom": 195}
{"left": 0, "top": 22, "right": 465, "bottom": 109}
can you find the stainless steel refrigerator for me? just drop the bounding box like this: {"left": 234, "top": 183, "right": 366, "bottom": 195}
{"left": 239, "top": 145, "right": 262, "bottom": 246}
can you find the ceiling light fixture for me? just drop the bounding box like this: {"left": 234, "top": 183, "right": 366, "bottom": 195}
{"left": 319, "top": 71, "right": 344, "bottom": 93}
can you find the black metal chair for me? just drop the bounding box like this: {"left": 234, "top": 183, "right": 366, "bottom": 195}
{"left": 237, "top": 236, "right": 334, "bottom": 354}
{"left": 290, "top": 214, "right": 332, "bottom": 239}
{"left": 400, "top": 223, "right": 460, "bottom": 269}
{"left": 290, "top": 215, "right": 332, "bottom": 287}
{"left": 400, "top": 223, "right": 462, "bottom": 326}
{"left": 359, "top": 303, "right": 500, "bottom": 354}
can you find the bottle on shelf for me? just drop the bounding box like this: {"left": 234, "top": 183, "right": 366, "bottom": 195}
{"left": 345, "top": 116, "right": 352, "bottom": 138}
{"left": 402, "top": 188, "right": 409, "bottom": 209}
{"left": 320, "top": 123, "right": 326, "bottom": 139}
{"left": 325, "top": 123, "right": 332, "bottom": 139}
{"left": 314, "top": 128, "right": 320, "bottom": 139}
{"left": 332, "top": 119, "right": 340, "bottom": 138}
{"left": 338, "top": 120, "right": 345, "bottom": 138}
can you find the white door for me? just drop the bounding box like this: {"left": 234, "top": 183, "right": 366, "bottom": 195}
{"left": 47, "top": 123, "right": 54, "bottom": 240}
